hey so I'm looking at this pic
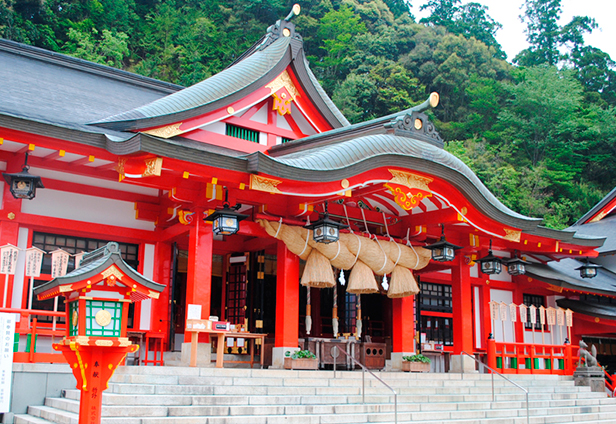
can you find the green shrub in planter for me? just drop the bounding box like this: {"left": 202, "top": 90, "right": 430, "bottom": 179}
{"left": 291, "top": 349, "right": 316, "bottom": 359}
{"left": 402, "top": 354, "right": 431, "bottom": 364}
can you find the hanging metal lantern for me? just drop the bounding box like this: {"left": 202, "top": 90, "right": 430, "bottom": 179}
{"left": 204, "top": 188, "right": 248, "bottom": 236}
{"left": 424, "top": 224, "right": 462, "bottom": 262}
{"left": 506, "top": 253, "right": 529, "bottom": 276}
{"left": 575, "top": 259, "right": 601, "bottom": 279}
{"left": 305, "top": 201, "right": 348, "bottom": 244}
{"left": 2, "top": 152, "right": 44, "bottom": 200}
{"left": 476, "top": 240, "right": 502, "bottom": 275}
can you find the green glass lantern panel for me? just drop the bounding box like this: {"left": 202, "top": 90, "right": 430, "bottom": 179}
{"left": 85, "top": 300, "right": 122, "bottom": 337}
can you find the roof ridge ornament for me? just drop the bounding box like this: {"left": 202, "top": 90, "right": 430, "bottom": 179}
{"left": 384, "top": 92, "right": 442, "bottom": 145}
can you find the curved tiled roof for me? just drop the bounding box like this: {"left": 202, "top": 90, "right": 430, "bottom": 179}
{"left": 91, "top": 21, "right": 349, "bottom": 131}
{"left": 248, "top": 131, "right": 604, "bottom": 245}
{"left": 34, "top": 242, "right": 165, "bottom": 296}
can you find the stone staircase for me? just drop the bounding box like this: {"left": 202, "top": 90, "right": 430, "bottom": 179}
{"left": 13, "top": 366, "right": 616, "bottom": 424}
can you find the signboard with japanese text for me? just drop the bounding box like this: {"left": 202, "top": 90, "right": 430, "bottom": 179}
{"left": 0, "top": 245, "right": 19, "bottom": 275}
{"left": 0, "top": 313, "right": 15, "bottom": 412}
{"left": 25, "top": 247, "right": 44, "bottom": 278}
{"left": 51, "top": 249, "right": 70, "bottom": 279}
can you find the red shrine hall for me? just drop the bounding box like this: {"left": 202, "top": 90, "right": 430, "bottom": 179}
{"left": 1, "top": 10, "right": 615, "bottom": 375}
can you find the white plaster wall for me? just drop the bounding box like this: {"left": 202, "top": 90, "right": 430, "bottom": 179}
{"left": 21, "top": 189, "right": 155, "bottom": 231}
{"left": 288, "top": 103, "right": 317, "bottom": 136}
{"left": 12, "top": 228, "right": 28, "bottom": 308}
{"left": 474, "top": 286, "right": 482, "bottom": 349}
{"left": 32, "top": 168, "right": 158, "bottom": 196}
{"left": 202, "top": 121, "right": 226, "bottom": 135}
{"left": 139, "top": 243, "right": 155, "bottom": 331}
{"left": 489, "top": 289, "right": 514, "bottom": 342}
{"left": 250, "top": 104, "right": 268, "bottom": 124}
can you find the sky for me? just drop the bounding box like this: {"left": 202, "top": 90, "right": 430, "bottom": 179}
{"left": 414, "top": 0, "right": 616, "bottom": 62}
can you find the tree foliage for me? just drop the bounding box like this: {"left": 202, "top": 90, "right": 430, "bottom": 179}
{"left": 1, "top": 0, "right": 615, "bottom": 228}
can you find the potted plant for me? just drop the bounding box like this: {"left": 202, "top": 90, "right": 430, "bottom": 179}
{"left": 284, "top": 350, "right": 318, "bottom": 370}
{"left": 402, "top": 354, "right": 431, "bottom": 372}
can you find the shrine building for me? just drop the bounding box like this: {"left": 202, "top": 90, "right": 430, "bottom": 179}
{"left": 0, "top": 11, "right": 615, "bottom": 373}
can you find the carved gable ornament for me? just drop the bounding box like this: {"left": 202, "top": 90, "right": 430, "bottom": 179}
{"left": 384, "top": 169, "right": 433, "bottom": 210}
{"left": 266, "top": 70, "right": 299, "bottom": 116}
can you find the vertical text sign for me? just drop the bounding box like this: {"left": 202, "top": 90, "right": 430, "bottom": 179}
{"left": 51, "top": 249, "right": 70, "bottom": 279}
{"left": 0, "top": 313, "right": 15, "bottom": 412}
{"left": 25, "top": 247, "right": 44, "bottom": 278}
{"left": 0, "top": 245, "right": 19, "bottom": 275}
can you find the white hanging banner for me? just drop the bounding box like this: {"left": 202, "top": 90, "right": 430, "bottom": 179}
{"left": 0, "top": 245, "right": 19, "bottom": 276}
{"left": 509, "top": 303, "right": 517, "bottom": 322}
{"left": 50, "top": 249, "right": 70, "bottom": 279}
{"left": 529, "top": 304, "right": 537, "bottom": 324}
{"left": 539, "top": 305, "right": 546, "bottom": 326}
{"left": 556, "top": 308, "right": 565, "bottom": 326}
{"left": 499, "top": 302, "right": 508, "bottom": 321}
{"left": 519, "top": 304, "right": 528, "bottom": 323}
{"left": 25, "top": 247, "right": 45, "bottom": 278}
{"left": 74, "top": 252, "right": 85, "bottom": 269}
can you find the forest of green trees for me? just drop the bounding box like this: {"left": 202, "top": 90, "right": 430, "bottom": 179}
{"left": 2, "top": 0, "right": 615, "bottom": 229}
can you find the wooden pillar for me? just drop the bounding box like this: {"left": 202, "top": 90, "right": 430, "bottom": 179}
{"left": 452, "top": 261, "right": 473, "bottom": 354}
{"left": 274, "top": 240, "right": 299, "bottom": 348}
{"left": 392, "top": 296, "right": 415, "bottom": 353}
{"left": 185, "top": 217, "right": 213, "bottom": 343}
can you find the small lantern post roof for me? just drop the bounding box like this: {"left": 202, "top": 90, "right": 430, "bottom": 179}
{"left": 34, "top": 242, "right": 165, "bottom": 301}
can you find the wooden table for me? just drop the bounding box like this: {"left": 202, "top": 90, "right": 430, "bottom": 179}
{"left": 186, "top": 320, "right": 265, "bottom": 368}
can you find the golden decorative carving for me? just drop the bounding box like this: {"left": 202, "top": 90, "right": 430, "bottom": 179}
{"left": 142, "top": 123, "right": 183, "bottom": 138}
{"left": 59, "top": 284, "right": 73, "bottom": 293}
{"left": 227, "top": 106, "right": 235, "bottom": 115}
{"left": 250, "top": 175, "right": 283, "bottom": 194}
{"left": 116, "top": 158, "right": 126, "bottom": 175}
{"left": 95, "top": 340, "right": 114, "bottom": 347}
{"left": 95, "top": 310, "right": 112, "bottom": 327}
{"left": 341, "top": 179, "right": 350, "bottom": 189}
{"left": 102, "top": 265, "right": 124, "bottom": 281}
{"left": 143, "top": 157, "right": 163, "bottom": 177}
{"left": 388, "top": 169, "right": 433, "bottom": 191}
{"left": 503, "top": 228, "right": 521, "bottom": 243}
{"left": 7, "top": 212, "right": 15, "bottom": 220}
{"left": 266, "top": 70, "right": 299, "bottom": 99}
{"left": 148, "top": 290, "right": 160, "bottom": 300}
{"left": 589, "top": 210, "right": 608, "bottom": 223}
{"left": 118, "top": 337, "right": 131, "bottom": 347}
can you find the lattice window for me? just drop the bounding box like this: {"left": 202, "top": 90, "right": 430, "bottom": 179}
{"left": 343, "top": 292, "right": 357, "bottom": 334}
{"left": 523, "top": 294, "right": 545, "bottom": 330}
{"left": 226, "top": 261, "right": 247, "bottom": 325}
{"left": 419, "top": 282, "right": 452, "bottom": 313}
{"left": 85, "top": 300, "right": 122, "bottom": 337}
{"left": 420, "top": 316, "right": 453, "bottom": 346}
{"left": 281, "top": 137, "right": 292, "bottom": 144}
{"left": 226, "top": 124, "right": 259, "bottom": 143}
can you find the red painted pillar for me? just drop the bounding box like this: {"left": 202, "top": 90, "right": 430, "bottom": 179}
{"left": 452, "top": 260, "right": 473, "bottom": 355}
{"left": 0, "top": 220, "right": 19, "bottom": 308}
{"left": 512, "top": 284, "right": 525, "bottom": 343}
{"left": 152, "top": 242, "right": 172, "bottom": 338}
{"left": 275, "top": 240, "right": 299, "bottom": 348}
{"left": 392, "top": 296, "right": 415, "bottom": 353}
{"left": 185, "top": 217, "right": 213, "bottom": 343}
{"left": 1, "top": 155, "right": 24, "bottom": 309}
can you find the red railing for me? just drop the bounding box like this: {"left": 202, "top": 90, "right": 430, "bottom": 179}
{"left": 1, "top": 307, "right": 67, "bottom": 364}
{"left": 487, "top": 338, "right": 575, "bottom": 375}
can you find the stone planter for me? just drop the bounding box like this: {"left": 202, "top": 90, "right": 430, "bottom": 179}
{"left": 402, "top": 361, "right": 430, "bottom": 372}
{"left": 284, "top": 357, "right": 318, "bottom": 370}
